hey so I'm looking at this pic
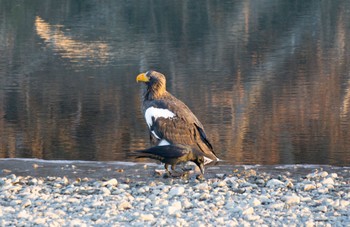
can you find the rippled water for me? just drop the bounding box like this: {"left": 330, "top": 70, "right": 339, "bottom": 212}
{"left": 1, "top": 1, "right": 350, "bottom": 165}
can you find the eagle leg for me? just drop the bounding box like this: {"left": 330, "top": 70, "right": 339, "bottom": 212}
{"left": 164, "top": 164, "right": 171, "bottom": 176}
{"left": 170, "top": 164, "right": 184, "bottom": 177}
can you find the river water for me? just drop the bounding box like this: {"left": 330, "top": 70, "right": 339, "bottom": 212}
{"left": 1, "top": 1, "right": 350, "bottom": 165}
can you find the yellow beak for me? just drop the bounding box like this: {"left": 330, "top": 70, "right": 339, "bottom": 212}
{"left": 136, "top": 73, "right": 149, "bottom": 83}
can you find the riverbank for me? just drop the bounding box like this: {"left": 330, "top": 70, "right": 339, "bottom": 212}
{"left": 0, "top": 159, "right": 349, "bottom": 226}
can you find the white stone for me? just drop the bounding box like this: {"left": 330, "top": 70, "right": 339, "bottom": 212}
{"left": 100, "top": 187, "right": 111, "bottom": 195}
{"left": 316, "top": 205, "right": 327, "bottom": 212}
{"left": 195, "top": 182, "right": 210, "bottom": 191}
{"left": 304, "top": 184, "right": 316, "bottom": 191}
{"left": 69, "top": 219, "right": 87, "bottom": 227}
{"left": 139, "top": 214, "right": 154, "bottom": 221}
{"left": 118, "top": 184, "right": 130, "bottom": 189}
{"left": 17, "top": 210, "right": 30, "bottom": 219}
{"left": 305, "top": 220, "right": 314, "bottom": 227}
{"left": 168, "top": 186, "right": 185, "bottom": 197}
{"left": 166, "top": 201, "right": 182, "bottom": 215}
{"left": 269, "top": 202, "right": 284, "bottom": 209}
{"left": 318, "top": 171, "right": 329, "bottom": 178}
{"left": 330, "top": 173, "right": 338, "bottom": 178}
{"left": 322, "top": 178, "right": 334, "bottom": 185}
{"left": 21, "top": 199, "right": 32, "bottom": 208}
{"left": 34, "top": 218, "right": 47, "bottom": 225}
{"left": 283, "top": 195, "right": 300, "bottom": 204}
{"left": 340, "top": 200, "right": 350, "bottom": 208}
{"left": 266, "top": 179, "right": 284, "bottom": 188}
{"left": 216, "top": 181, "right": 227, "bottom": 187}
{"left": 102, "top": 178, "right": 118, "bottom": 187}
{"left": 318, "top": 187, "right": 329, "bottom": 194}
{"left": 182, "top": 199, "right": 193, "bottom": 209}
{"left": 242, "top": 207, "right": 254, "bottom": 215}
{"left": 118, "top": 201, "right": 132, "bottom": 210}
{"left": 249, "top": 198, "right": 261, "bottom": 207}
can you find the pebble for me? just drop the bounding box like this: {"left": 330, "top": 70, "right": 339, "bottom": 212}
{"left": 166, "top": 201, "right": 182, "bottom": 215}
{"left": 282, "top": 195, "right": 300, "bottom": 204}
{"left": 168, "top": 186, "right": 185, "bottom": 197}
{"left": 102, "top": 178, "right": 118, "bottom": 187}
{"left": 0, "top": 168, "right": 349, "bottom": 226}
{"left": 266, "top": 179, "right": 284, "bottom": 188}
{"left": 139, "top": 213, "right": 154, "bottom": 221}
{"left": 322, "top": 177, "right": 335, "bottom": 185}
{"left": 303, "top": 184, "right": 316, "bottom": 191}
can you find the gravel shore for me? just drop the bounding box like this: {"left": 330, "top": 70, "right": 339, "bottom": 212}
{"left": 0, "top": 159, "right": 349, "bottom": 226}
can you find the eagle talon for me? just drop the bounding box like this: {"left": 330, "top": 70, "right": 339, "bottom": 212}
{"left": 196, "top": 174, "right": 205, "bottom": 181}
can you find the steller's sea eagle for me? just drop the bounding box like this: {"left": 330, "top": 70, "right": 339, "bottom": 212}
{"left": 136, "top": 70, "right": 219, "bottom": 163}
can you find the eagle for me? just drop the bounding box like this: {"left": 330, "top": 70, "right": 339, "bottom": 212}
{"left": 136, "top": 70, "right": 219, "bottom": 163}
{"left": 134, "top": 144, "right": 205, "bottom": 176}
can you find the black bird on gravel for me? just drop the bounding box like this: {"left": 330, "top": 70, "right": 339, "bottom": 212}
{"left": 136, "top": 70, "right": 219, "bottom": 164}
{"left": 134, "top": 144, "right": 205, "bottom": 175}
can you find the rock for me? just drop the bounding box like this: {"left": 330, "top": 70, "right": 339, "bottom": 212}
{"left": 139, "top": 214, "right": 154, "bottom": 221}
{"left": 118, "top": 201, "right": 132, "bottom": 210}
{"left": 216, "top": 174, "right": 225, "bottom": 179}
{"left": 168, "top": 186, "right": 185, "bottom": 197}
{"left": 304, "top": 184, "right": 316, "bottom": 191}
{"left": 17, "top": 210, "right": 30, "bottom": 219}
{"left": 100, "top": 187, "right": 111, "bottom": 195}
{"left": 166, "top": 201, "right": 182, "bottom": 215}
{"left": 305, "top": 220, "right": 314, "bottom": 227}
{"left": 282, "top": 195, "right": 300, "bottom": 204}
{"left": 266, "top": 179, "right": 284, "bottom": 188}
{"left": 215, "top": 181, "right": 227, "bottom": 187}
{"left": 318, "top": 171, "right": 329, "bottom": 178}
{"left": 340, "top": 200, "right": 349, "bottom": 208}
{"left": 34, "top": 218, "right": 47, "bottom": 225}
{"left": 22, "top": 199, "right": 32, "bottom": 208}
{"left": 182, "top": 199, "right": 193, "bottom": 209}
{"left": 316, "top": 205, "right": 327, "bottom": 212}
{"left": 249, "top": 198, "right": 261, "bottom": 207}
{"left": 118, "top": 184, "right": 130, "bottom": 189}
{"left": 269, "top": 202, "right": 284, "bottom": 209}
{"left": 195, "top": 182, "right": 210, "bottom": 191}
{"left": 322, "top": 178, "right": 334, "bottom": 185}
{"left": 102, "top": 178, "right": 118, "bottom": 187}
{"left": 242, "top": 207, "right": 254, "bottom": 215}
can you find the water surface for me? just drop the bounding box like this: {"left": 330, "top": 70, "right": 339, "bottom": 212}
{"left": 1, "top": 1, "right": 350, "bottom": 165}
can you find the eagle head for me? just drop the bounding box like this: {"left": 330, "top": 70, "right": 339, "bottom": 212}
{"left": 136, "top": 71, "right": 166, "bottom": 98}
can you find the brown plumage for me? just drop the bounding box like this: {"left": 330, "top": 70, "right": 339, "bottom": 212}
{"left": 136, "top": 70, "right": 219, "bottom": 163}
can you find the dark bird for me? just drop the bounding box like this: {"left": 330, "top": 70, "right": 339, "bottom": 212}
{"left": 136, "top": 70, "right": 219, "bottom": 163}
{"left": 134, "top": 144, "right": 205, "bottom": 175}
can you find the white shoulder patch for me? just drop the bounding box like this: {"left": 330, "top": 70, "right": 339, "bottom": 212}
{"left": 158, "top": 139, "right": 170, "bottom": 146}
{"left": 145, "top": 107, "right": 176, "bottom": 128}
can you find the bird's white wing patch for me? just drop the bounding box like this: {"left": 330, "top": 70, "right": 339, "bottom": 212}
{"left": 145, "top": 107, "right": 176, "bottom": 128}
{"left": 158, "top": 139, "right": 170, "bottom": 146}
{"left": 151, "top": 130, "right": 160, "bottom": 139}
{"left": 204, "top": 156, "right": 214, "bottom": 165}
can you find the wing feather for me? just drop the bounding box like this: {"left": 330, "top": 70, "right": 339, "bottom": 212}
{"left": 136, "top": 145, "right": 189, "bottom": 159}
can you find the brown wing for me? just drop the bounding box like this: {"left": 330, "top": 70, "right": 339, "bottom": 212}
{"left": 142, "top": 93, "right": 218, "bottom": 161}
{"left": 151, "top": 110, "right": 218, "bottom": 161}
